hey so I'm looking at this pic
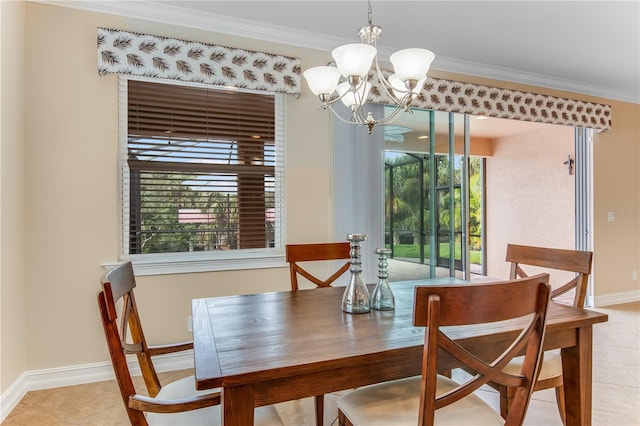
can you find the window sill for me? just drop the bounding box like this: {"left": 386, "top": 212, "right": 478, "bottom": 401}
{"left": 103, "top": 249, "right": 286, "bottom": 276}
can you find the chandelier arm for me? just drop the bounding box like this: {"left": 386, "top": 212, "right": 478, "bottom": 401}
{"left": 327, "top": 93, "right": 411, "bottom": 132}
{"left": 352, "top": 83, "right": 371, "bottom": 123}
{"left": 375, "top": 102, "right": 409, "bottom": 125}
{"left": 349, "top": 85, "right": 413, "bottom": 128}
{"left": 351, "top": 90, "right": 374, "bottom": 126}
{"left": 372, "top": 55, "right": 405, "bottom": 103}
{"left": 325, "top": 103, "right": 366, "bottom": 126}
{"left": 317, "top": 87, "right": 358, "bottom": 108}
{"left": 363, "top": 104, "right": 401, "bottom": 127}
{"left": 333, "top": 78, "right": 375, "bottom": 126}
{"left": 353, "top": 108, "right": 371, "bottom": 126}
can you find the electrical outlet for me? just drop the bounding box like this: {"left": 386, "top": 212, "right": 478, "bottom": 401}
{"left": 187, "top": 315, "right": 193, "bottom": 332}
{"left": 633, "top": 271, "right": 638, "bottom": 281}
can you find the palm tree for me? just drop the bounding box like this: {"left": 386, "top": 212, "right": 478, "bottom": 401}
{"left": 385, "top": 154, "right": 430, "bottom": 245}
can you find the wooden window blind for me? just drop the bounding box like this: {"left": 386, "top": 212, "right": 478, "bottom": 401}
{"left": 124, "top": 79, "right": 282, "bottom": 255}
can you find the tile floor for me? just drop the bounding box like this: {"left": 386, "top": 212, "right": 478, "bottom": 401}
{"left": 3, "top": 302, "right": 639, "bottom": 425}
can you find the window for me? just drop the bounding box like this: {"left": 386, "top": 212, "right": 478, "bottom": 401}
{"left": 120, "top": 77, "right": 285, "bottom": 275}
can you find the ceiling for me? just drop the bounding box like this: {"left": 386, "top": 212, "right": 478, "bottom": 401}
{"left": 49, "top": 0, "right": 639, "bottom": 136}
{"left": 391, "top": 109, "right": 551, "bottom": 139}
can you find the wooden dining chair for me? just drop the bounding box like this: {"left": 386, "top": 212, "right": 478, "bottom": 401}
{"left": 492, "top": 243, "right": 593, "bottom": 423}
{"left": 98, "top": 261, "right": 283, "bottom": 426}
{"left": 336, "top": 273, "right": 551, "bottom": 426}
{"left": 285, "top": 242, "right": 351, "bottom": 426}
{"left": 286, "top": 242, "right": 351, "bottom": 291}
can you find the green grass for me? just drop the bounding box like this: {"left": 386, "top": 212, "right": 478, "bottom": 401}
{"left": 387, "top": 243, "right": 482, "bottom": 264}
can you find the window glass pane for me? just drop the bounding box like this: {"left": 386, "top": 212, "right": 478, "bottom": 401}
{"left": 123, "top": 79, "right": 282, "bottom": 257}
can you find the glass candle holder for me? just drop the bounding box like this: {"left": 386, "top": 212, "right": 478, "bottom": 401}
{"left": 371, "top": 247, "right": 395, "bottom": 310}
{"left": 341, "top": 233, "right": 370, "bottom": 314}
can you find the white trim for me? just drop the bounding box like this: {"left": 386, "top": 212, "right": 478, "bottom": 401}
{"left": 37, "top": 0, "right": 637, "bottom": 104}
{"left": 0, "top": 351, "right": 194, "bottom": 423}
{"left": 0, "top": 373, "right": 28, "bottom": 423}
{"left": 38, "top": 0, "right": 349, "bottom": 53}
{"left": 104, "top": 249, "right": 287, "bottom": 276}
{"left": 591, "top": 289, "right": 640, "bottom": 308}
{"left": 274, "top": 93, "right": 286, "bottom": 249}
{"left": 119, "top": 76, "right": 129, "bottom": 257}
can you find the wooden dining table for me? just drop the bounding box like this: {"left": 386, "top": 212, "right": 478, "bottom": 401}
{"left": 192, "top": 278, "right": 608, "bottom": 426}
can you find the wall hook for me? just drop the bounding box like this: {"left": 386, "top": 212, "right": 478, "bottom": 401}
{"left": 564, "top": 155, "right": 574, "bottom": 175}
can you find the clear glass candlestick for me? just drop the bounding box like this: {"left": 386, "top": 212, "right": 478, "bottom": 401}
{"left": 371, "top": 247, "right": 395, "bottom": 310}
{"left": 341, "top": 233, "right": 370, "bottom": 314}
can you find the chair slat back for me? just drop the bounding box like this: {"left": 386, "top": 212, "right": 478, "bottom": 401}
{"left": 100, "top": 262, "right": 162, "bottom": 404}
{"left": 506, "top": 243, "right": 593, "bottom": 307}
{"left": 414, "top": 274, "right": 551, "bottom": 426}
{"left": 286, "top": 242, "right": 351, "bottom": 291}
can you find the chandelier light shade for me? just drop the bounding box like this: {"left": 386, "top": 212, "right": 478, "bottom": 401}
{"left": 303, "top": 0, "right": 435, "bottom": 133}
{"left": 303, "top": 66, "right": 341, "bottom": 99}
{"left": 332, "top": 44, "right": 377, "bottom": 79}
{"left": 389, "top": 48, "right": 435, "bottom": 83}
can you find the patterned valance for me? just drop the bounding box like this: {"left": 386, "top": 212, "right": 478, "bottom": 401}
{"left": 368, "top": 73, "right": 611, "bottom": 131}
{"left": 97, "top": 28, "right": 301, "bottom": 96}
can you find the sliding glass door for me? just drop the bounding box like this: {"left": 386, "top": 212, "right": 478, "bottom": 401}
{"left": 384, "top": 107, "right": 483, "bottom": 280}
{"left": 333, "top": 103, "right": 584, "bottom": 286}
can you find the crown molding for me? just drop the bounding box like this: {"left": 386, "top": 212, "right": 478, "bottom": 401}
{"left": 35, "top": 0, "right": 637, "bottom": 103}
{"left": 36, "top": 0, "right": 348, "bottom": 49}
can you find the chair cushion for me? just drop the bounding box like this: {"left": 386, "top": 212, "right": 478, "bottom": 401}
{"left": 337, "top": 375, "right": 503, "bottom": 425}
{"left": 146, "top": 375, "right": 283, "bottom": 426}
{"left": 502, "top": 350, "right": 562, "bottom": 380}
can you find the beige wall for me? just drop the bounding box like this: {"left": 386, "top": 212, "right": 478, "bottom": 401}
{"left": 592, "top": 99, "right": 640, "bottom": 297}
{"left": 1, "top": 0, "right": 27, "bottom": 393}
{"left": 19, "top": 2, "right": 337, "bottom": 376}
{"left": 1, "top": 1, "right": 638, "bottom": 395}
{"left": 485, "top": 125, "right": 576, "bottom": 280}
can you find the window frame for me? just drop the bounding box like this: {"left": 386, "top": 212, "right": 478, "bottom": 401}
{"left": 118, "top": 76, "right": 286, "bottom": 276}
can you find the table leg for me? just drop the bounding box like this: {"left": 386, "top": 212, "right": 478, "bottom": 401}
{"left": 222, "top": 384, "right": 254, "bottom": 426}
{"left": 561, "top": 325, "right": 593, "bottom": 426}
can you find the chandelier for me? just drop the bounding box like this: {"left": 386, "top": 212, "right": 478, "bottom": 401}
{"left": 303, "top": 1, "right": 435, "bottom": 134}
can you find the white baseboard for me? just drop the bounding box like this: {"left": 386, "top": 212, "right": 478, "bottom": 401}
{"left": 591, "top": 289, "right": 640, "bottom": 308}
{"left": 0, "top": 350, "right": 193, "bottom": 423}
